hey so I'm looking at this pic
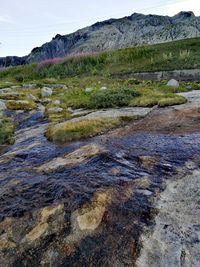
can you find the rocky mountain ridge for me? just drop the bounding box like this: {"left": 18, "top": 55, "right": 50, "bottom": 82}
{"left": 0, "top": 11, "right": 200, "bottom": 67}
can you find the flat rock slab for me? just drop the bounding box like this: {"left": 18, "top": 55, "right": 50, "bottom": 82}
{"left": 137, "top": 167, "right": 200, "bottom": 267}
{"left": 177, "top": 90, "right": 200, "bottom": 100}
{"left": 69, "top": 107, "right": 153, "bottom": 122}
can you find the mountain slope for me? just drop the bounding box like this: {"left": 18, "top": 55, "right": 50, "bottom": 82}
{"left": 0, "top": 11, "right": 200, "bottom": 67}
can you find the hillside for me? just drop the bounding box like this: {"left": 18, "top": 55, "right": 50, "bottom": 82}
{"left": 0, "top": 37, "right": 200, "bottom": 82}
{"left": 0, "top": 11, "right": 200, "bottom": 67}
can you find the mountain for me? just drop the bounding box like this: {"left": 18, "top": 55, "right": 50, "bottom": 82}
{"left": 1, "top": 11, "right": 200, "bottom": 67}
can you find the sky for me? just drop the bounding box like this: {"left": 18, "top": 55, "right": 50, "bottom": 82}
{"left": 0, "top": 0, "right": 199, "bottom": 57}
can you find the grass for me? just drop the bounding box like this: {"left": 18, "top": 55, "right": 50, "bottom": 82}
{"left": 6, "top": 100, "right": 37, "bottom": 110}
{"left": 45, "top": 103, "right": 71, "bottom": 123}
{"left": 0, "top": 117, "right": 15, "bottom": 145}
{"left": 0, "top": 37, "right": 200, "bottom": 81}
{"left": 46, "top": 118, "right": 122, "bottom": 143}
{"left": 130, "top": 92, "right": 186, "bottom": 107}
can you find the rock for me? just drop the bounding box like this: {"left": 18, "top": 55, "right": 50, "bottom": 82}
{"left": 70, "top": 107, "right": 153, "bottom": 122}
{"left": 100, "top": 86, "right": 107, "bottom": 91}
{"left": 85, "top": 88, "right": 93, "bottom": 93}
{"left": 167, "top": 79, "right": 179, "bottom": 87}
{"left": 52, "top": 100, "right": 61, "bottom": 105}
{"left": 186, "top": 85, "right": 193, "bottom": 90}
{"left": 110, "top": 167, "right": 120, "bottom": 176}
{"left": 0, "top": 100, "right": 6, "bottom": 110}
{"left": 67, "top": 190, "right": 111, "bottom": 243}
{"left": 22, "top": 84, "right": 37, "bottom": 89}
{"left": 41, "top": 87, "right": 53, "bottom": 97}
{"left": 137, "top": 169, "right": 200, "bottom": 267}
{"left": 38, "top": 144, "right": 106, "bottom": 173}
{"left": 138, "top": 155, "right": 159, "bottom": 170}
{"left": 48, "top": 107, "right": 63, "bottom": 113}
{"left": 43, "top": 84, "right": 66, "bottom": 89}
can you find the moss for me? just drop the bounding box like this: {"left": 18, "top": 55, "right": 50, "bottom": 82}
{"left": 6, "top": 100, "right": 37, "bottom": 111}
{"left": 0, "top": 117, "right": 15, "bottom": 145}
{"left": 158, "top": 95, "right": 187, "bottom": 107}
{"left": 46, "top": 117, "right": 122, "bottom": 143}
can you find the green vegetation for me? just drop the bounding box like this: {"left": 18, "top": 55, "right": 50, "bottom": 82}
{"left": 0, "top": 117, "right": 15, "bottom": 145}
{"left": 130, "top": 92, "right": 186, "bottom": 107}
{"left": 89, "top": 88, "right": 140, "bottom": 109}
{"left": 6, "top": 100, "right": 37, "bottom": 111}
{"left": 46, "top": 118, "right": 122, "bottom": 143}
{"left": 0, "top": 37, "right": 200, "bottom": 81}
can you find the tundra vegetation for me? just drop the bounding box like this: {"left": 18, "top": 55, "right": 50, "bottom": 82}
{"left": 0, "top": 38, "right": 200, "bottom": 144}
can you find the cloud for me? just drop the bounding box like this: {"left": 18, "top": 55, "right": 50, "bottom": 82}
{"left": 0, "top": 15, "right": 14, "bottom": 24}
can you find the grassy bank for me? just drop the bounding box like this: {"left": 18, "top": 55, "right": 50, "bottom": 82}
{"left": 0, "top": 37, "right": 200, "bottom": 82}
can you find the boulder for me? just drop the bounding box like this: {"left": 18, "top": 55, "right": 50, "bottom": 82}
{"left": 0, "top": 100, "right": 6, "bottom": 110}
{"left": 85, "top": 88, "right": 93, "bottom": 93}
{"left": 22, "top": 84, "right": 37, "bottom": 89}
{"left": 167, "top": 79, "right": 179, "bottom": 87}
{"left": 52, "top": 100, "right": 61, "bottom": 105}
{"left": 100, "top": 86, "right": 107, "bottom": 91}
{"left": 41, "top": 87, "right": 53, "bottom": 97}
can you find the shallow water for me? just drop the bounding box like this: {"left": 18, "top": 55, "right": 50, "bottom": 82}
{"left": 1, "top": 108, "right": 200, "bottom": 266}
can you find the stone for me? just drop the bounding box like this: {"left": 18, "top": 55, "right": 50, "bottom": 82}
{"left": 22, "top": 84, "right": 37, "bottom": 89}
{"left": 52, "top": 100, "right": 61, "bottom": 105}
{"left": 186, "top": 85, "right": 193, "bottom": 90}
{"left": 0, "top": 100, "right": 6, "bottom": 110}
{"left": 48, "top": 107, "right": 63, "bottom": 113}
{"left": 100, "top": 86, "right": 107, "bottom": 91}
{"left": 138, "top": 155, "right": 159, "bottom": 170}
{"left": 41, "top": 87, "right": 53, "bottom": 97}
{"left": 85, "top": 88, "right": 93, "bottom": 93}
{"left": 38, "top": 144, "right": 106, "bottom": 173}
{"left": 167, "top": 79, "right": 179, "bottom": 87}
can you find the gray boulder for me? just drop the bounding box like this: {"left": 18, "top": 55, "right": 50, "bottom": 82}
{"left": 41, "top": 87, "right": 53, "bottom": 97}
{"left": 85, "top": 88, "right": 93, "bottom": 93}
{"left": 0, "top": 100, "right": 6, "bottom": 110}
{"left": 167, "top": 79, "right": 179, "bottom": 87}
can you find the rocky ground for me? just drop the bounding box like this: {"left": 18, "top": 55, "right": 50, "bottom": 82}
{"left": 0, "top": 89, "right": 200, "bottom": 266}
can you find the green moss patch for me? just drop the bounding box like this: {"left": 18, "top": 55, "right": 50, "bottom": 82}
{"left": 0, "top": 117, "right": 15, "bottom": 145}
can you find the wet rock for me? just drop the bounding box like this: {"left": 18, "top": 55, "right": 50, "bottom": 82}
{"left": 138, "top": 155, "right": 159, "bottom": 170}
{"left": 167, "top": 79, "right": 179, "bottom": 87}
{"left": 38, "top": 144, "right": 106, "bottom": 173}
{"left": 67, "top": 190, "right": 111, "bottom": 242}
{"left": 41, "top": 87, "right": 53, "bottom": 97}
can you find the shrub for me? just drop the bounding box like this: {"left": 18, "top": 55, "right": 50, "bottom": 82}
{"left": 89, "top": 88, "right": 140, "bottom": 109}
{"left": 179, "top": 50, "right": 191, "bottom": 60}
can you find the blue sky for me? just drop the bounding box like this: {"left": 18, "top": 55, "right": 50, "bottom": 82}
{"left": 0, "top": 0, "right": 199, "bottom": 57}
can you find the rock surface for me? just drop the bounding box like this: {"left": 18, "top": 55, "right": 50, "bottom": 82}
{"left": 137, "top": 168, "right": 200, "bottom": 267}
{"left": 41, "top": 87, "right": 53, "bottom": 97}
{"left": 38, "top": 144, "right": 106, "bottom": 173}
{"left": 167, "top": 79, "right": 180, "bottom": 87}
